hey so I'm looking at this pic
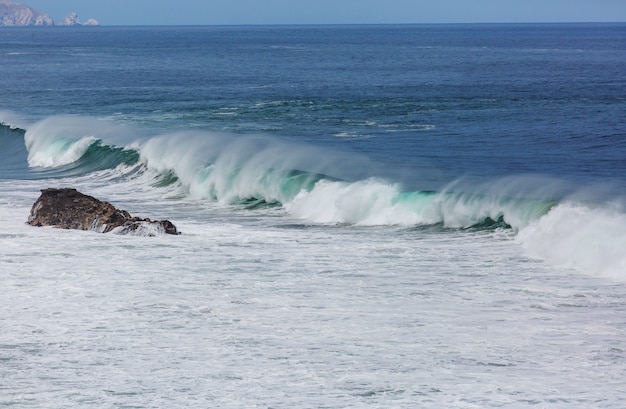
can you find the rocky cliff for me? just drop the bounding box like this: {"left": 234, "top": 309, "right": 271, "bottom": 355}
{"left": 0, "top": 1, "right": 99, "bottom": 27}
{"left": 0, "top": 0, "right": 53, "bottom": 26}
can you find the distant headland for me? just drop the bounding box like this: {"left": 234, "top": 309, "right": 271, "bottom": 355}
{"left": 0, "top": 0, "right": 99, "bottom": 26}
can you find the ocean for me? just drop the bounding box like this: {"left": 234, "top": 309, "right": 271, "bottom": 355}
{"left": 1, "top": 24, "right": 626, "bottom": 408}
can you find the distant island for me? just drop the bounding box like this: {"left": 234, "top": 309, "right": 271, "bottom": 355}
{"left": 0, "top": 0, "right": 99, "bottom": 26}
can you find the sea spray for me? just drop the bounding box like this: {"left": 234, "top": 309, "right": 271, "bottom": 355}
{"left": 138, "top": 131, "right": 370, "bottom": 204}
{"left": 0, "top": 110, "right": 30, "bottom": 131}
{"left": 433, "top": 176, "right": 566, "bottom": 230}
{"left": 24, "top": 115, "right": 140, "bottom": 168}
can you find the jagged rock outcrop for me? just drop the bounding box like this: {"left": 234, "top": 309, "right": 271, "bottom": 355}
{"left": 61, "top": 12, "right": 80, "bottom": 26}
{"left": 27, "top": 188, "right": 180, "bottom": 236}
{"left": 82, "top": 18, "right": 99, "bottom": 26}
{"left": 0, "top": 0, "right": 53, "bottom": 26}
{"left": 59, "top": 12, "right": 99, "bottom": 26}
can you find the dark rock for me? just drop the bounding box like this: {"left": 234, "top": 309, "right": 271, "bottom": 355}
{"left": 27, "top": 188, "right": 180, "bottom": 236}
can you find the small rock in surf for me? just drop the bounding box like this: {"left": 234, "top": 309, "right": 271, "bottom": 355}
{"left": 27, "top": 188, "right": 180, "bottom": 236}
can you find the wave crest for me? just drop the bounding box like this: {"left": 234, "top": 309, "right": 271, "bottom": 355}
{"left": 23, "top": 116, "right": 139, "bottom": 174}
{"left": 139, "top": 131, "right": 361, "bottom": 204}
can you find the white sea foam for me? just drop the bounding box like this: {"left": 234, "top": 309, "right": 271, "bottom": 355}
{"left": 518, "top": 201, "right": 626, "bottom": 280}
{"left": 109, "top": 221, "right": 169, "bottom": 236}
{"left": 285, "top": 178, "right": 434, "bottom": 225}
{"left": 2, "top": 183, "right": 626, "bottom": 408}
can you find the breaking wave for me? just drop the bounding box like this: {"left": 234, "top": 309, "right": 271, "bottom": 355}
{"left": 24, "top": 115, "right": 140, "bottom": 171}
{"left": 6, "top": 114, "right": 626, "bottom": 278}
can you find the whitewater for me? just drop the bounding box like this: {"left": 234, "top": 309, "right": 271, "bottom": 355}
{"left": 2, "top": 24, "right": 626, "bottom": 408}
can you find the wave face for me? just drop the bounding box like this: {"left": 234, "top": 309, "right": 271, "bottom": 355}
{"left": 0, "top": 120, "right": 30, "bottom": 178}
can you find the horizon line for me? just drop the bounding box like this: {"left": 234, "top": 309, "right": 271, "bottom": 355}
{"left": 3, "top": 21, "right": 626, "bottom": 28}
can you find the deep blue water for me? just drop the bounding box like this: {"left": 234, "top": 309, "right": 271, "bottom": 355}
{"left": 2, "top": 24, "right": 625, "bottom": 191}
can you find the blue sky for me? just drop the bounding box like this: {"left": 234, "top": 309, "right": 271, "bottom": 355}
{"left": 23, "top": 0, "right": 626, "bottom": 25}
